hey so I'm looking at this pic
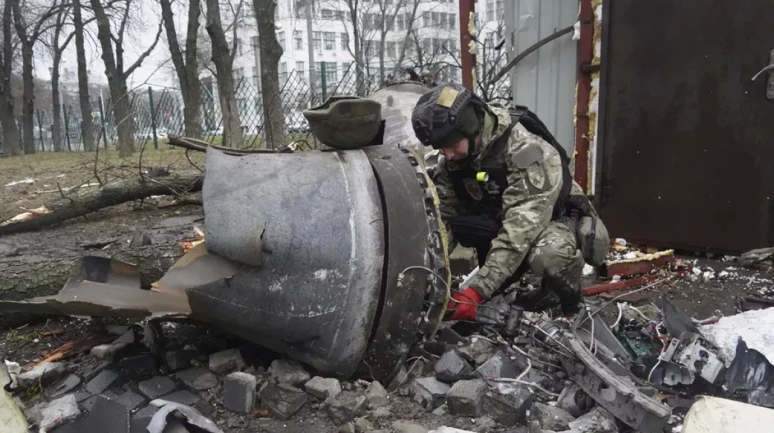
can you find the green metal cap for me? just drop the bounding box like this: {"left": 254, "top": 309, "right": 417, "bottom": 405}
{"left": 303, "top": 96, "right": 383, "bottom": 150}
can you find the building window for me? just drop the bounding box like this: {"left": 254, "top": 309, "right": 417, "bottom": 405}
{"left": 279, "top": 62, "right": 287, "bottom": 86}
{"left": 448, "top": 13, "right": 456, "bottom": 29}
{"left": 496, "top": 0, "right": 504, "bottom": 19}
{"left": 440, "top": 13, "right": 447, "bottom": 29}
{"left": 276, "top": 32, "right": 285, "bottom": 50}
{"left": 432, "top": 12, "right": 440, "bottom": 27}
{"left": 386, "top": 15, "right": 394, "bottom": 31}
{"left": 252, "top": 66, "right": 258, "bottom": 77}
{"left": 313, "top": 31, "right": 321, "bottom": 51}
{"left": 326, "top": 62, "right": 337, "bottom": 82}
{"left": 397, "top": 14, "right": 404, "bottom": 31}
{"left": 236, "top": 38, "right": 243, "bottom": 56}
{"left": 422, "top": 38, "right": 431, "bottom": 54}
{"left": 296, "top": 61, "right": 304, "bottom": 76}
{"left": 486, "top": 0, "right": 495, "bottom": 22}
{"left": 340, "top": 32, "right": 349, "bottom": 51}
{"left": 387, "top": 41, "right": 396, "bottom": 58}
{"left": 314, "top": 61, "right": 323, "bottom": 87}
{"left": 233, "top": 67, "right": 244, "bottom": 82}
{"left": 321, "top": 8, "right": 333, "bottom": 19}
{"left": 250, "top": 36, "right": 259, "bottom": 48}
{"left": 253, "top": 76, "right": 260, "bottom": 88}
{"left": 294, "top": 31, "right": 303, "bottom": 50}
{"left": 341, "top": 62, "right": 351, "bottom": 73}
{"left": 366, "top": 40, "right": 376, "bottom": 59}
{"left": 422, "top": 12, "right": 429, "bottom": 27}
{"left": 324, "top": 32, "right": 335, "bottom": 50}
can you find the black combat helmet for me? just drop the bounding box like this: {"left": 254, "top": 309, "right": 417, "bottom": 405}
{"left": 411, "top": 83, "right": 485, "bottom": 150}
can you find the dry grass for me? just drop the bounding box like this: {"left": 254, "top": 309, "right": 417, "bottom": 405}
{"left": 0, "top": 144, "right": 204, "bottom": 221}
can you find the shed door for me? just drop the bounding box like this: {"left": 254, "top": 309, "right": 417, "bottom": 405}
{"left": 597, "top": 0, "right": 774, "bottom": 253}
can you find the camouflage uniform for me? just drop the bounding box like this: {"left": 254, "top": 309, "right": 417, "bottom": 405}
{"left": 433, "top": 105, "right": 584, "bottom": 307}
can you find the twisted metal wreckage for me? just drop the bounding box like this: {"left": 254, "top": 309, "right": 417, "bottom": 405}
{"left": 0, "top": 83, "right": 690, "bottom": 432}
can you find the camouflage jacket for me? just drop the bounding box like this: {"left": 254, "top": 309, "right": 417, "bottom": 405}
{"left": 434, "top": 105, "right": 565, "bottom": 299}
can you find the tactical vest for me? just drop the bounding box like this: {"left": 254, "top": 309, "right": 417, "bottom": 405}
{"left": 447, "top": 106, "right": 573, "bottom": 221}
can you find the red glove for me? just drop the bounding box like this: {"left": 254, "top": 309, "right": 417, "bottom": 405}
{"left": 447, "top": 287, "right": 484, "bottom": 321}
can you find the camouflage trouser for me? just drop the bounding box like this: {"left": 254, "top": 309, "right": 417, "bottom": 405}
{"left": 451, "top": 215, "right": 584, "bottom": 312}
{"left": 524, "top": 219, "right": 584, "bottom": 312}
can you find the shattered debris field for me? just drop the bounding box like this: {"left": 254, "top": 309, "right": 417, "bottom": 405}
{"left": 3, "top": 150, "right": 774, "bottom": 433}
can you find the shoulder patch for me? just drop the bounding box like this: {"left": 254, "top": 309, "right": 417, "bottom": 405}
{"left": 512, "top": 142, "right": 544, "bottom": 169}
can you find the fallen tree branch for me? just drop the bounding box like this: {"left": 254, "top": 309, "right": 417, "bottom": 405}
{"left": 167, "top": 135, "right": 297, "bottom": 155}
{"left": 0, "top": 174, "right": 203, "bottom": 235}
{"left": 489, "top": 24, "right": 575, "bottom": 86}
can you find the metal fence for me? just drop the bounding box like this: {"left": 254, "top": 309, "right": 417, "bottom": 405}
{"left": 1, "top": 62, "right": 510, "bottom": 154}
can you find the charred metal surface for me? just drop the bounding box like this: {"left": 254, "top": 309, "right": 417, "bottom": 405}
{"left": 190, "top": 149, "right": 385, "bottom": 378}
{"left": 357, "top": 145, "right": 431, "bottom": 382}
{"left": 562, "top": 332, "right": 671, "bottom": 433}
{"left": 596, "top": 0, "right": 774, "bottom": 253}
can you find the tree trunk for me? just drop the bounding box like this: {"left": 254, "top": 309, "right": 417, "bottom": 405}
{"left": 90, "top": 0, "right": 135, "bottom": 156}
{"left": 253, "top": 0, "right": 286, "bottom": 150}
{"left": 0, "top": 174, "right": 203, "bottom": 235}
{"left": 205, "top": 0, "right": 242, "bottom": 148}
{"left": 20, "top": 56, "right": 35, "bottom": 154}
{"left": 51, "top": 63, "right": 63, "bottom": 151}
{"left": 1, "top": 0, "right": 20, "bottom": 156}
{"left": 73, "top": 0, "right": 95, "bottom": 151}
{"left": 160, "top": 0, "right": 202, "bottom": 138}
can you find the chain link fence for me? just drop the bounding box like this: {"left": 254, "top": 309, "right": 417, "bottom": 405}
{"left": 1, "top": 61, "right": 510, "bottom": 154}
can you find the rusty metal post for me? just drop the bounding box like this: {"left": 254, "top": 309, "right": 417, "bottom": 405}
{"left": 574, "top": 0, "right": 595, "bottom": 192}
{"left": 459, "top": 0, "right": 476, "bottom": 90}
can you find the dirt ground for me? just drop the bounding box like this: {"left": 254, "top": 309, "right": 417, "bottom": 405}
{"left": 2, "top": 150, "right": 773, "bottom": 433}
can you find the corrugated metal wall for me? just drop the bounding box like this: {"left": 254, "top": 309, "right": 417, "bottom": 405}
{"left": 505, "top": 0, "right": 578, "bottom": 154}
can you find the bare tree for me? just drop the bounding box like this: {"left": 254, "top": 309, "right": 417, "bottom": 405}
{"left": 72, "top": 0, "right": 96, "bottom": 151}
{"left": 253, "top": 0, "right": 285, "bottom": 149}
{"left": 12, "top": 0, "right": 61, "bottom": 154}
{"left": 160, "top": 0, "right": 201, "bottom": 138}
{"left": 204, "top": 0, "right": 242, "bottom": 147}
{"left": 0, "top": 0, "right": 20, "bottom": 156}
{"left": 89, "top": 0, "right": 163, "bottom": 157}
{"left": 48, "top": 2, "right": 77, "bottom": 152}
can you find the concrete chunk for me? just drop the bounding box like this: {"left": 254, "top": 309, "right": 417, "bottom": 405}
{"left": 568, "top": 407, "right": 618, "bottom": 433}
{"left": 49, "top": 374, "right": 81, "bottom": 398}
{"left": 163, "top": 351, "right": 191, "bottom": 372}
{"left": 434, "top": 350, "right": 474, "bottom": 383}
{"left": 529, "top": 402, "right": 576, "bottom": 431}
{"left": 410, "top": 377, "right": 450, "bottom": 411}
{"left": 17, "top": 362, "right": 66, "bottom": 389}
{"left": 393, "top": 420, "right": 429, "bottom": 433}
{"left": 260, "top": 383, "right": 308, "bottom": 420}
{"left": 483, "top": 385, "right": 533, "bottom": 426}
{"left": 116, "top": 390, "right": 146, "bottom": 410}
{"left": 269, "top": 359, "right": 311, "bottom": 386}
{"left": 209, "top": 348, "right": 245, "bottom": 374}
{"left": 224, "top": 372, "right": 257, "bottom": 413}
{"left": 305, "top": 376, "right": 342, "bottom": 399}
{"left": 446, "top": 379, "right": 487, "bottom": 417}
{"left": 91, "top": 342, "right": 131, "bottom": 361}
{"left": 85, "top": 369, "right": 119, "bottom": 395}
{"left": 176, "top": 367, "right": 218, "bottom": 390}
{"left": 325, "top": 391, "right": 367, "bottom": 425}
{"left": 138, "top": 376, "right": 176, "bottom": 399}
{"left": 459, "top": 338, "right": 496, "bottom": 366}
{"left": 475, "top": 350, "right": 519, "bottom": 380}
{"left": 40, "top": 394, "right": 80, "bottom": 431}
{"left": 158, "top": 390, "right": 200, "bottom": 406}
{"left": 366, "top": 381, "right": 389, "bottom": 409}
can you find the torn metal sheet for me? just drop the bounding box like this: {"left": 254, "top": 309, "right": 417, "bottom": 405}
{"left": 152, "top": 243, "right": 243, "bottom": 294}
{"left": 726, "top": 339, "right": 774, "bottom": 408}
{"left": 0, "top": 256, "right": 190, "bottom": 319}
{"left": 675, "top": 334, "right": 725, "bottom": 384}
{"left": 147, "top": 400, "right": 223, "bottom": 433}
{"left": 561, "top": 332, "right": 671, "bottom": 433}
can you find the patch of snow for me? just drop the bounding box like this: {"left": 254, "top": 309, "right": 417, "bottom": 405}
{"left": 583, "top": 264, "right": 595, "bottom": 276}
{"left": 4, "top": 177, "right": 36, "bottom": 187}
{"left": 623, "top": 252, "right": 638, "bottom": 260}
{"left": 702, "top": 308, "right": 774, "bottom": 366}
{"left": 614, "top": 238, "right": 627, "bottom": 246}
{"left": 718, "top": 271, "right": 729, "bottom": 279}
